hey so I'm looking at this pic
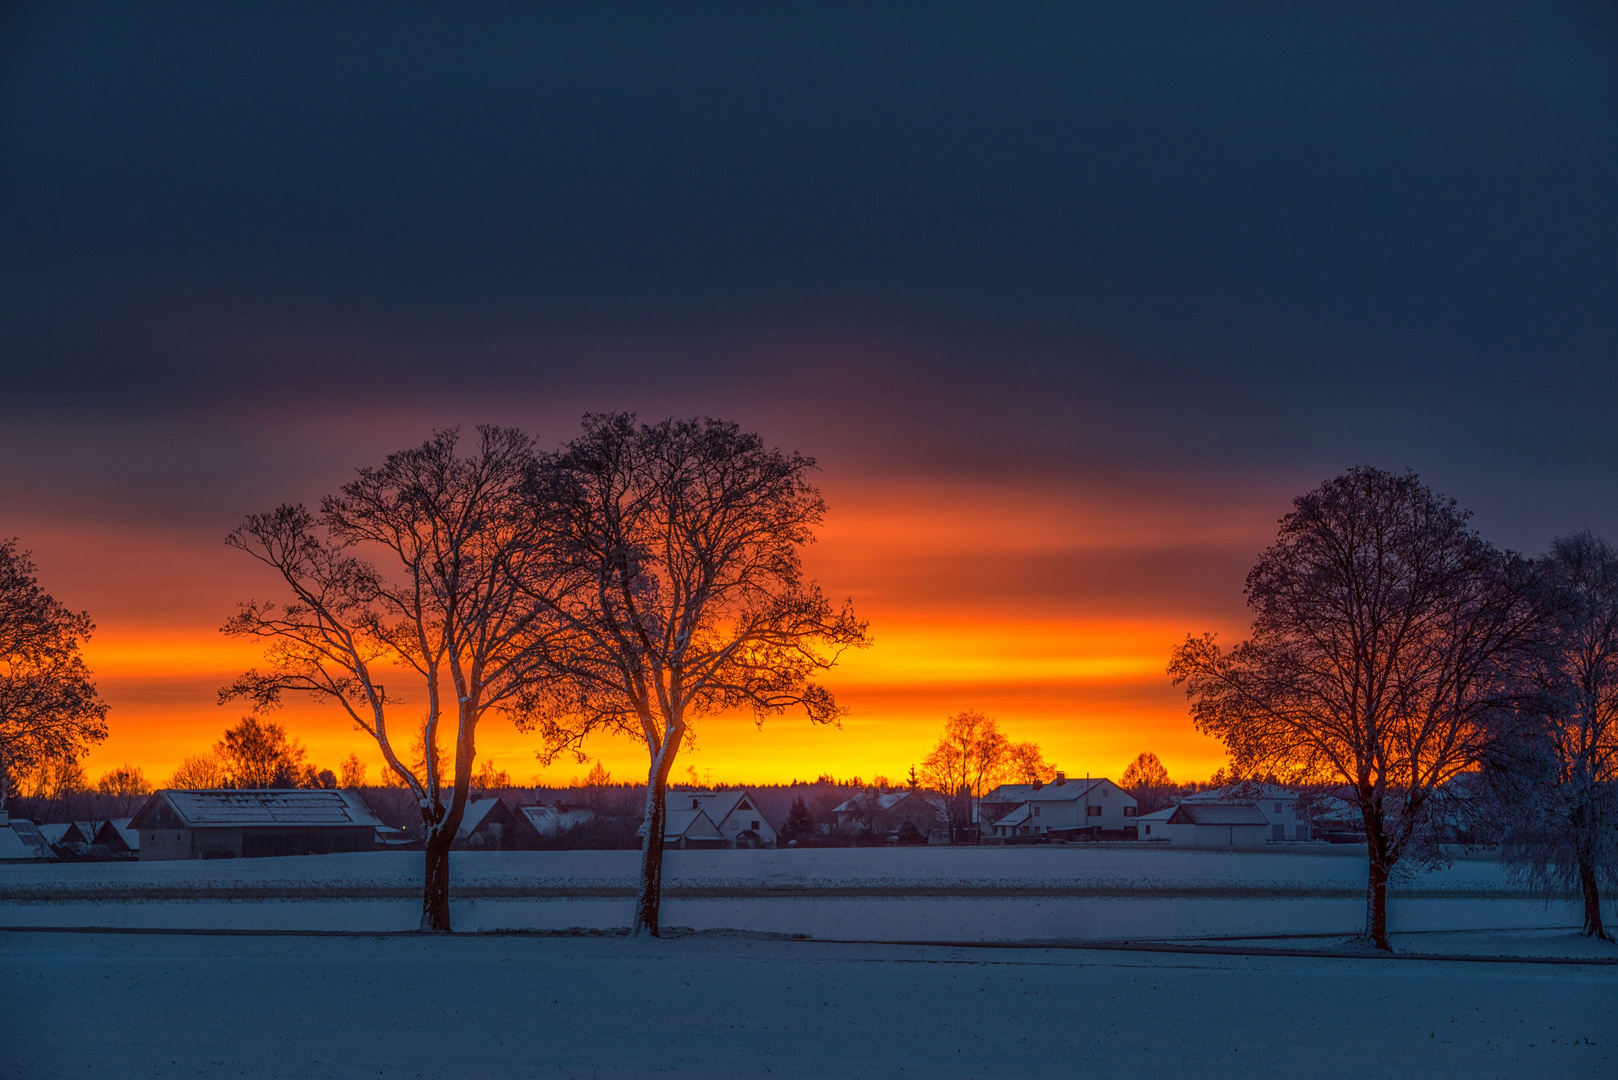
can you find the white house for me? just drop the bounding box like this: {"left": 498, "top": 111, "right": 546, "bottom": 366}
{"left": 986, "top": 777, "right": 1137, "bottom": 839}
{"left": 681, "top": 790, "right": 778, "bottom": 847}
{"left": 1183, "top": 783, "right": 1311, "bottom": 842}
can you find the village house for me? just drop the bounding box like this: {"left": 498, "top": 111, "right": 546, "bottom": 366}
{"left": 1135, "top": 805, "right": 1175, "bottom": 841}
{"left": 38, "top": 821, "right": 93, "bottom": 849}
{"left": 454, "top": 797, "right": 542, "bottom": 850}
{"left": 683, "top": 790, "right": 779, "bottom": 847}
{"left": 637, "top": 808, "right": 726, "bottom": 850}
{"left": 129, "top": 789, "right": 385, "bottom": 860}
{"left": 985, "top": 776, "right": 1138, "bottom": 840}
{"left": 830, "top": 789, "right": 946, "bottom": 843}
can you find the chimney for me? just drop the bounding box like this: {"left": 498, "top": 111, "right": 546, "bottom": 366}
{"left": 691, "top": 798, "right": 700, "bottom": 810}
{"left": 1032, "top": 779, "right": 1043, "bottom": 791}
{"left": 1054, "top": 771, "right": 1066, "bottom": 786}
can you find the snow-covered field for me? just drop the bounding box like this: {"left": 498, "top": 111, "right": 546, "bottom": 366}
{"left": 3, "top": 930, "right": 1614, "bottom": 1079}
{"left": 2, "top": 847, "right": 1606, "bottom": 942}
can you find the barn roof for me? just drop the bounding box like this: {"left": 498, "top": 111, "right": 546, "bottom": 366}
{"left": 456, "top": 798, "right": 504, "bottom": 837}
{"left": 130, "top": 790, "right": 383, "bottom": 830}
{"left": 1167, "top": 802, "right": 1269, "bottom": 826}
{"left": 0, "top": 820, "right": 48, "bottom": 860}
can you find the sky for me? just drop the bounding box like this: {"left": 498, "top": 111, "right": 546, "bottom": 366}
{"left": 3, "top": 3, "right": 1617, "bottom": 788}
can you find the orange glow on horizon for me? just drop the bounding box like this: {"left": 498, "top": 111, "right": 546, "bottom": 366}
{"left": 54, "top": 471, "right": 1274, "bottom": 791}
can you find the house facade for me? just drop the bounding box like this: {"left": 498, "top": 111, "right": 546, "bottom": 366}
{"left": 683, "top": 790, "right": 780, "bottom": 847}
{"left": 1161, "top": 801, "right": 1270, "bottom": 846}
{"left": 986, "top": 777, "right": 1138, "bottom": 840}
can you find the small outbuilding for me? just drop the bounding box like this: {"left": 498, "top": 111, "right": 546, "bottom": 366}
{"left": 129, "top": 789, "right": 385, "bottom": 860}
{"left": 1162, "top": 802, "right": 1270, "bottom": 847}
{"left": 92, "top": 818, "right": 140, "bottom": 855}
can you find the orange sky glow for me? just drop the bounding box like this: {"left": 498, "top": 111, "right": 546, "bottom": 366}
{"left": 46, "top": 471, "right": 1279, "bottom": 790}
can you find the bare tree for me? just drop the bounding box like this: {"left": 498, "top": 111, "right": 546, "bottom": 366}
{"left": 1169, "top": 468, "right": 1539, "bottom": 950}
{"left": 0, "top": 539, "right": 108, "bottom": 811}
{"left": 95, "top": 764, "right": 152, "bottom": 815}
{"left": 1007, "top": 741, "right": 1056, "bottom": 785}
{"left": 337, "top": 751, "right": 368, "bottom": 789}
{"left": 1492, "top": 531, "right": 1618, "bottom": 940}
{"left": 917, "top": 710, "right": 1013, "bottom": 843}
{"left": 169, "top": 753, "right": 229, "bottom": 789}
{"left": 215, "top": 716, "right": 313, "bottom": 788}
{"left": 1120, "top": 751, "right": 1176, "bottom": 814}
{"left": 221, "top": 427, "right": 566, "bottom": 932}
{"left": 521, "top": 415, "right": 868, "bottom": 936}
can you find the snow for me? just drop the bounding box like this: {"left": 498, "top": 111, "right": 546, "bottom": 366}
{"left": 2, "top": 846, "right": 1608, "bottom": 942}
{"left": 2, "top": 930, "right": 1614, "bottom": 1079}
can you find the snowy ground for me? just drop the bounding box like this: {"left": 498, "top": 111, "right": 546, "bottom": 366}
{"left": 2, "top": 847, "right": 1606, "bottom": 942}
{"left": 3, "top": 929, "right": 1614, "bottom": 1079}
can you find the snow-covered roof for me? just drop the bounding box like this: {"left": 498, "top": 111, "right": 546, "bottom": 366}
{"left": 1024, "top": 779, "right": 1131, "bottom": 804}
{"left": 131, "top": 790, "right": 383, "bottom": 829}
{"left": 657, "top": 809, "right": 722, "bottom": 840}
{"left": 92, "top": 818, "right": 139, "bottom": 851}
{"left": 456, "top": 798, "right": 503, "bottom": 837}
{"left": 993, "top": 805, "right": 1032, "bottom": 828}
{"left": 831, "top": 791, "right": 925, "bottom": 815}
{"left": 676, "top": 790, "right": 777, "bottom": 832}
{"left": 1183, "top": 782, "right": 1296, "bottom": 803}
{"left": 0, "top": 821, "right": 47, "bottom": 860}
{"left": 1135, "top": 807, "right": 1176, "bottom": 823}
{"left": 39, "top": 822, "right": 88, "bottom": 845}
{"left": 1168, "top": 802, "right": 1269, "bottom": 826}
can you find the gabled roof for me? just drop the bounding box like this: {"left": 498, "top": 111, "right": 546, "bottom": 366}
{"left": 130, "top": 789, "right": 383, "bottom": 830}
{"left": 1135, "top": 806, "right": 1176, "bottom": 823}
{"left": 657, "top": 809, "right": 722, "bottom": 840}
{"left": 39, "top": 822, "right": 89, "bottom": 845}
{"left": 993, "top": 805, "right": 1032, "bottom": 828}
{"left": 92, "top": 818, "right": 139, "bottom": 851}
{"left": 456, "top": 798, "right": 505, "bottom": 837}
{"left": 678, "top": 790, "right": 777, "bottom": 832}
{"left": 831, "top": 791, "right": 919, "bottom": 814}
{"left": 1024, "top": 779, "right": 1132, "bottom": 804}
{"left": 1167, "top": 802, "right": 1269, "bottom": 826}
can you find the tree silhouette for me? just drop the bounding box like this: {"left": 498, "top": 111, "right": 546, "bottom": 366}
{"left": 1170, "top": 468, "right": 1539, "bottom": 950}
{"left": 520, "top": 415, "right": 867, "bottom": 935}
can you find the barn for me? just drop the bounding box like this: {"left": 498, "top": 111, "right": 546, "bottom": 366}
{"left": 1162, "top": 802, "right": 1270, "bottom": 847}
{"left": 129, "top": 789, "right": 384, "bottom": 860}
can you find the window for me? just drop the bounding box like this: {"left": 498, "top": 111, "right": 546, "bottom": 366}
{"left": 1274, "top": 802, "right": 1282, "bottom": 814}
{"left": 750, "top": 820, "right": 759, "bottom": 831}
{"left": 1123, "top": 806, "right": 1137, "bottom": 817}
{"left": 1143, "top": 825, "right": 1152, "bottom": 835}
{"left": 1087, "top": 805, "right": 1102, "bottom": 817}
{"left": 1033, "top": 806, "right": 1041, "bottom": 817}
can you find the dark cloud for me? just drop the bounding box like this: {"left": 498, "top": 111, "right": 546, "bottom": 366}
{"left": 2, "top": 2, "right": 1616, "bottom": 551}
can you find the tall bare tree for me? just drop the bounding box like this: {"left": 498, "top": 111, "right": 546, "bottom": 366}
{"left": 521, "top": 414, "right": 868, "bottom": 936}
{"left": 1492, "top": 531, "right": 1618, "bottom": 940}
{"left": 1169, "top": 468, "right": 1539, "bottom": 950}
{"left": 1120, "top": 751, "right": 1176, "bottom": 814}
{"left": 0, "top": 539, "right": 108, "bottom": 811}
{"left": 918, "top": 710, "right": 1013, "bottom": 843}
{"left": 221, "top": 427, "right": 565, "bottom": 931}
{"left": 214, "top": 716, "right": 314, "bottom": 788}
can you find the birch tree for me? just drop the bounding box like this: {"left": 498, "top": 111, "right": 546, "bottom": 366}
{"left": 1168, "top": 468, "right": 1539, "bottom": 951}
{"left": 0, "top": 539, "right": 108, "bottom": 811}
{"left": 520, "top": 414, "right": 868, "bottom": 936}
{"left": 221, "top": 427, "right": 566, "bottom": 931}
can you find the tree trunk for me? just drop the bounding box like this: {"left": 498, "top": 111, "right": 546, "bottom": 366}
{"left": 421, "top": 827, "right": 454, "bottom": 932}
{"left": 1363, "top": 857, "right": 1391, "bottom": 951}
{"left": 1579, "top": 855, "right": 1610, "bottom": 941}
{"left": 633, "top": 746, "right": 679, "bottom": 937}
